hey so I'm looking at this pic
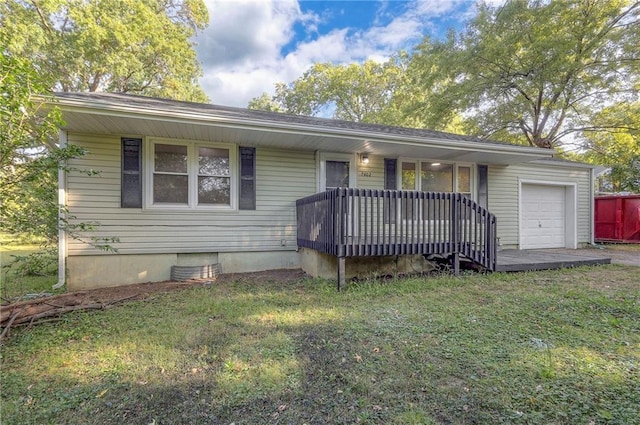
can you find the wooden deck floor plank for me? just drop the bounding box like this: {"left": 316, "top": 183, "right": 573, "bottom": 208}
{"left": 495, "top": 249, "right": 611, "bottom": 272}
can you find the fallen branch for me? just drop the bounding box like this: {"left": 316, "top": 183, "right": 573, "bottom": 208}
{"left": 1, "top": 304, "right": 104, "bottom": 342}
{"left": 0, "top": 278, "right": 205, "bottom": 341}
{"left": 0, "top": 310, "right": 22, "bottom": 340}
{"left": 10, "top": 303, "right": 105, "bottom": 326}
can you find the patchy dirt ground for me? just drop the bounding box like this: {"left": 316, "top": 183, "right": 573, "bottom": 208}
{"left": 0, "top": 269, "right": 309, "bottom": 337}
{"left": 2, "top": 245, "right": 637, "bottom": 334}
{"left": 3, "top": 245, "right": 638, "bottom": 310}
{"left": 2, "top": 269, "right": 309, "bottom": 308}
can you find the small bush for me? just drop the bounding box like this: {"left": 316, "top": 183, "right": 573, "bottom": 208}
{"left": 6, "top": 247, "right": 58, "bottom": 276}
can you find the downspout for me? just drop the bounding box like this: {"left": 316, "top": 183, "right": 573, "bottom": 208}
{"left": 53, "top": 130, "right": 67, "bottom": 289}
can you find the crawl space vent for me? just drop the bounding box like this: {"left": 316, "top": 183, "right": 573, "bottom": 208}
{"left": 170, "top": 264, "right": 220, "bottom": 281}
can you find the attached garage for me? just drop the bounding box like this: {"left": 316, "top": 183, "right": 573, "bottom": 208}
{"left": 519, "top": 181, "right": 578, "bottom": 249}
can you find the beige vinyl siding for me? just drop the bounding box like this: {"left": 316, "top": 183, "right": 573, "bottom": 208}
{"left": 66, "top": 133, "right": 316, "bottom": 255}
{"left": 355, "top": 155, "right": 385, "bottom": 190}
{"left": 488, "top": 162, "right": 591, "bottom": 247}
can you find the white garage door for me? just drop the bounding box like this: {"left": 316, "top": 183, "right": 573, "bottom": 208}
{"left": 521, "top": 184, "right": 566, "bottom": 249}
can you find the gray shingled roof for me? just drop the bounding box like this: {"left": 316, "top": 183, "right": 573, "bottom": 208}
{"left": 52, "top": 91, "right": 537, "bottom": 150}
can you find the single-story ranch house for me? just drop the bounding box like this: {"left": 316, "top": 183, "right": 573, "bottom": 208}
{"left": 47, "top": 92, "right": 595, "bottom": 290}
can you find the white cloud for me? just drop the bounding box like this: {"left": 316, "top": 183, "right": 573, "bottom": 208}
{"left": 197, "top": 0, "right": 303, "bottom": 68}
{"left": 195, "top": 0, "right": 477, "bottom": 107}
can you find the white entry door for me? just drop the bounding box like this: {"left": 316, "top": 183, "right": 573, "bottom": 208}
{"left": 521, "top": 184, "right": 566, "bottom": 249}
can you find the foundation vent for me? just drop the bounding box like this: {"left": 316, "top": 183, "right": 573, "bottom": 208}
{"left": 170, "top": 264, "right": 220, "bottom": 281}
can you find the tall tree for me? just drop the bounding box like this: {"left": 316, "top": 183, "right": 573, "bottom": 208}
{"left": 583, "top": 102, "right": 640, "bottom": 192}
{"left": 250, "top": 57, "right": 409, "bottom": 124}
{"left": 247, "top": 93, "right": 283, "bottom": 113}
{"left": 1, "top": 44, "right": 81, "bottom": 244}
{"left": 408, "top": 0, "right": 640, "bottom": 148}
{"left": 1, "top": 45, "right": 60, "bottom": 243}
{"left": 1, "top": 0, "right": 209, "bottom": 102}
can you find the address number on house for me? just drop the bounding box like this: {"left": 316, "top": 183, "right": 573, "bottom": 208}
{"left": 360, "top": 171, "right": 372, "bottom": 177}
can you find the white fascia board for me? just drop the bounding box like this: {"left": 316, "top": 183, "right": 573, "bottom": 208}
{"left": 530, "top": 159, "right": 595, "bottom": 169}
{"left": 50, "top": 95, "right": 553, "bottom": 160}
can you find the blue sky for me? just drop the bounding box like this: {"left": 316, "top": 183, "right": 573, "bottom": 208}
{"left": 195, "top": 1, "right": 500, "bottom": 107}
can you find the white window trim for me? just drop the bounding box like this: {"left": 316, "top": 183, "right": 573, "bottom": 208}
{"left": 399, "top": 159, "right": 418, "bottom": 190}
{"left": 455, "top": 163, "right": 475, "bottom": 197}
{"left": 144, "top": 137, "right": 238, "bottom": 211}
{"left": 317, "top": 152, "right": 357, "bottom": 192}
{"left": 397, "top": 158, "right": 476, "bottom": 199}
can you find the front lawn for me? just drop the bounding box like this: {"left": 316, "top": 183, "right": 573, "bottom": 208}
{"left": 1, "top": 266, "right": 638, "bottom": 424}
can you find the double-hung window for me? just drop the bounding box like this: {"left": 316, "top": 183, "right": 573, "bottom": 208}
{"left": 148, "top": 139, "right": 236, "bottom": 209}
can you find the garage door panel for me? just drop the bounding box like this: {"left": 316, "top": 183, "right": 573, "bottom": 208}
{"left": 521, "top": 184, "right": 566, "bottom": 249}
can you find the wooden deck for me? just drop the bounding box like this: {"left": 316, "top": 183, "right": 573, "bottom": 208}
{"left": 496, "top": 249, "right": 612, "bottom": 272}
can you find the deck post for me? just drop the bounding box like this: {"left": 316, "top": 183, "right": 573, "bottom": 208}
{"left": 451, "top": 252, "right": 460, "bottom": 275}
{"left": 450, "top": 194, "right": 460, "bottom": 275}
{"left": 337, "top": 256, "right": 346, "bottom": 291}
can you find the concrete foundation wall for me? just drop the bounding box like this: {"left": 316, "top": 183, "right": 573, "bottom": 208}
{"left": 299, "top": 248, "right": 435, "bottom": 280}
{"left": 218, "top": 251, "right": 300, "bottom": 273}
{"left": 67, "top": 250, "right": 301, "bottom": 290}
{"left": 67, "top": 254, "right": 177, "bottom": 290}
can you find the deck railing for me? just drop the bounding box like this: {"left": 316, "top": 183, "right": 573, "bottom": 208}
{"left": 296, "top": 188, "right": 497, "bottom": 271}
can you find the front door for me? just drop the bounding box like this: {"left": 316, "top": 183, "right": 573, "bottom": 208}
{"left": 319, "top": 153, "right": 357, "bottom": 239}
{"left": 318, "top": 152, "right": 356, "bottom": 191}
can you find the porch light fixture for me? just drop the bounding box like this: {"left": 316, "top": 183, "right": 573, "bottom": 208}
{"left": 431, "top": 162, "right": 441, "bottom": 166}
{"left": 360, "top": 153, "right": 370, "bottom": 165}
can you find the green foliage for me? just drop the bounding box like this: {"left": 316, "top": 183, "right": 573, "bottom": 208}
{"left": 582, "top": 102, "right": 640, "bottom": 192}
{"left": 408, "top": 0, "right": 640, "bottom": 149}
{"left": 247, "top": 92, "right": 283, "bottom": 112}
{"left": 1, "top": 266, "right": 639, "bottom": 423}
{"left": 1, "top": 44, "right": 65, "bottom": 244}
{"left": 0, "top": 244, "right": 60, "bottom": 299}
{"left": 5, "top": 247, "right": 58, "bottom": 277}
{"left": 1, "top": 39, "right": 119, "bottom": 256}
{"left": 1, "top": 0, "right": 209, "bottom": 102}
{"left": 250, "top": 56, "right": 410, "bottom": 124}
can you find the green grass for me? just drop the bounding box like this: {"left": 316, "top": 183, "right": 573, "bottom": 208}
{"left": 1, "top": 266, "right": 639, "bottom": 424}
{"left": 0, "top": 242, "right": 60, "bottom": 301}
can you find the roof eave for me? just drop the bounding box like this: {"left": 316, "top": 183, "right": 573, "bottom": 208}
{"left": 40, "top": 94, "right": 555, "bottom": 162}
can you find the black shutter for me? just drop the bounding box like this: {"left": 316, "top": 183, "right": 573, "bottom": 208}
{"left": 384, "top": 158, "right": 397, "bottom": 189}
{"left": 477, "top": 164, "right": 488, "bottom": 209}
{"left": 384, "top": 158, "right": 397, "bottom": 223}
{"left": 121, "top": 138, "right": 142, "bottom": 208}
{"left": 239, "top": 147, "right": 256, "bottom": 210}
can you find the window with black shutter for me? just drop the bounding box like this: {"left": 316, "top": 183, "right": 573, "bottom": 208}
{"left": 239, "top": 147, "right": 256, "bottom": 210}
{"left": 121, "top": 138, "right": 142, "bottom": 208}
{"left": 384, "top": 158, "right": 397, "bottom": 190}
